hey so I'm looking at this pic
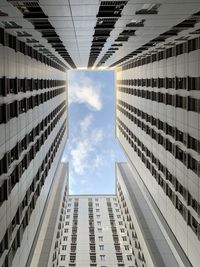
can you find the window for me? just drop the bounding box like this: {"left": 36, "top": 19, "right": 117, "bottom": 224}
{"left": 99, "top": 236, "right": 103, "bottom": 241}
{"left": 127, "top": 255, "right": 132, "bottom": 261}
{"left": 188, "top": 38, "right": 198, "bottom": 52}
{"left": 120, "top": 229, "right": 125, "bottom": 233}
{"left": 10, "top": 101, "right": 18, "bottom": 118}
{"left": 0, "top": 180, "right": 8, "bottom": 205}
{"left": 188, "top": 97, "right": 198, "bottom": 112}
{"left": 63, "top": 236, "right": 67, "bottom": 241}
{"left": 119, "top": 221, "right": 123, "bottom": 225}
{"left": 66, "top": 215, "right": 70, "bottom": 219}
{"left": 98, "top": 228, "right": 102, "bottom": 233}
{"left": 96, "top": 209, "right": 100, "bottom": 212}
{"left": 99, "top": 245, "right": 104, "bottom": 250}
{"left": 97, "top": 221, "right": 101, "bottom": 226}
{"left": 60, "top": 255, "right": 66, "bottom": 261}
{"left": 62, "top": 245, "right": 67, "bottom": 250}
{"left": 117, "top": 215, "right": 121, "bottom": 218}
{"left": 100, "top": 255, "right": 106, "bottom": 261}
{"left": 97, "top": 215, "right": 100, "bottom": 219}
{"left": 124, "top": 245, "right": 129, "bottom": 250}
{"left": 122, "top": 236, "right": 127, "bottom": 241}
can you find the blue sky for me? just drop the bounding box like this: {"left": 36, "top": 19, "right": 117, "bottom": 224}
{"left": 62, "top": 70, "right": 126, "bottom": 194}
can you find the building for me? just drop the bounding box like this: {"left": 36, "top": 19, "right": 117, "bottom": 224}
{"left": 0, "top": 0, "right": 199, "bottom": 266}
{"left": 115, "top": 11, "right": 200, "bottom": 267}
{"left": 0, "top": 2, "right": 68, "bottom": 266}
{"left": 116, "top": 162, "right": 192, "bottom": 267}
{"left": 47, "top": 195, "right": 137, "bottom": 267}
{"left": 28, "top": 162, "right": 69, "bottom": 267}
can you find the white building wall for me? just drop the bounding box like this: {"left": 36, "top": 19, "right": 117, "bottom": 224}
{"left": 52, "top": 196, "right": 136, "bottom": 267}
{"left": 0, "top": 26, "right": 68, "bottom": 267}
{"left": 116, "top": 30, "right": 200, "bottom": 267}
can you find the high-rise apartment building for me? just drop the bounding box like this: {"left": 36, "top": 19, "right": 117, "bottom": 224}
{"left": 115, "top": 11, "right": 200, "bottom": 267}
{"left": 116, "top": 162, "right": 192, "bottom": 267}
{"left": 0, "top": 0, "right": 199, "bottom": 266}
{"left": 45, "top": 186, "right": 133, "bottom": 267}
{"left": 28, "top": 162, "right": 69, "bottom": 267}
{"left": 47, "top": 195, "right": 139, "bottom": 267}
{"left": 0, "top": 2, "right": 68, "bottom": 266}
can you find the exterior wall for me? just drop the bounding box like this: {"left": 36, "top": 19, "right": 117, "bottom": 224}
{"left": 50, "top": 196, "right": 136, "bottom": 267}
{"left": 27, "top": 162, "right": 68, "bottom": 267}
{"left": 116, "top": 162, "right": 192, "bottom": 267}
{"left": 116, "top": 32, "right": 200, "bottom": 267}
{"left": 0, "top": 27, "right": 68, "bottom": 267}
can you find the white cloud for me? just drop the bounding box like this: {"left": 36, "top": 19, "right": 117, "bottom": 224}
{"left": 92, "top": 149, "right": 116, "bottom": 170}
{"left": 69, "top": 113, "right": 104, "bottom": 175}
{"left": 68, "top": 73, "right": 102, "bottom": 111}
{"left": 70, "top": 128, "right": 103, "bottom": 175}
{"left": 80, "top": 113, "right": 93, "bottom": 134}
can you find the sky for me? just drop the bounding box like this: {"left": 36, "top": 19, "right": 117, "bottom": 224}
{"left": 62, "top": 70, "right": 126, "bottom": 195}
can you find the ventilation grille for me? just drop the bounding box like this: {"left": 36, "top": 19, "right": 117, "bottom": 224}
{"left": 95, "top": 18, "right": 117, "bottom": 29}
{"left": 174, "top": 19, "right": 198, "bottom": 29}
{"left": 126, "top": 19, "right": 145, "bottom": 27}
{"left": 189, "top": 29, "right": 200, "bottom": 35}
{"left": 135, "top": 3, "right": 161, "bottom": 15}
{"left": 100, "top": 1, "right": 127, "bottom": 6}
{"left": 16, "top": 31, "right": 32, "bottom": 37}
{"left": 0, "top": 9, "right": 8, "bottom": 16}
{"left": 115, "top": 36, "right": 128, "bottom": 42}
{"left": 97, "top": 1, "right": 128, "bottom": 17}
{"left": 8, "top": 1, "right": 39, "bottom": 8}
{"left": 119, "top": 30, "right": 136, "bottom": 37}
{"left": 26, "top": 38, "right": 39, "bottom": 43}
{"left": 1, "top": 21, "right": 22, "bottom": 29}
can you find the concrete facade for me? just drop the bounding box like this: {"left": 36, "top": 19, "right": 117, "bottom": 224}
{"left": 0, "top": 7, "right": 68, "bottom": 266}
{"left": 28, "top": 162, "right": 68, "bottom": 267}
{"left": 116, "top": 162, "right": 192, "bottom": 267}
{"left": 115, "top": 23, "right": 200, "bottom": 267}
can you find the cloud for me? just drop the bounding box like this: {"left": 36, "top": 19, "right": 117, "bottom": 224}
{"left": 68, "top": 73, "right": 102, "bottom": 111}
{"left": 69, "top": 113, "right": 103, "bottom": 175}
{"left": 92, "top": 149, "right": 116, "bottom": 170}
{"left": 80, "top": 113, "right": 93, "bottom": 134}
{"left": 70, "top": 128, "right": 103, "bottom": 175}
